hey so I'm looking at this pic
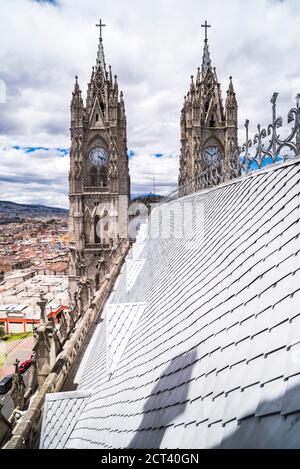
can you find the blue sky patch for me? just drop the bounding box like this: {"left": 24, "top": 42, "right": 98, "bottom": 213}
{"left": 128, "top": 150, "right": 136, "bottom": 159}
{"left": 12, "top": 145, "right": 69, "bottom": 156}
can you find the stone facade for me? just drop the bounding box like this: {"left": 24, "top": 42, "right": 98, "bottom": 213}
{"left": 179, "top": 28, "right": 239, "bottom": 195}
{"left": 68, "top": 25, "right": 130, "bottom": 311}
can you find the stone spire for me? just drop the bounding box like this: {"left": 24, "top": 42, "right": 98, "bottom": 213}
{"left": 202, "top": 38, "right": 211, "bottom": 77}
{"left": 71, "top": 75, "right": 84, "bottom": 127}
{"left": 95, "top": 19, "right": 106, "bottom": 72}
{"left": 71, "top": 76, "right": 82, "bottom": 106}
{"left": 201, "top": 21, "right": 212, "bottom": 78}
{"left": 225, "top": 77, "right": 238, "bottom": 114}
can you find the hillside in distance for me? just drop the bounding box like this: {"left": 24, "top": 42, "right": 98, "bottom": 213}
{"left": 0, "top": 200, "right": 68, "bottom": 222}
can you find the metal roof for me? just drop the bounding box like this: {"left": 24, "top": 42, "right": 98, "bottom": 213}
{"left": 41, "top": 158, "right": 300, "bottom": 449}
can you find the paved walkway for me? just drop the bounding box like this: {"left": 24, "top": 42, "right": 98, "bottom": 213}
{"left": 0, "top": 336, "right": 34, "bottom": 379}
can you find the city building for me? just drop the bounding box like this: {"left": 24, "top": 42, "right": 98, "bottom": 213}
{"left": 0, "top": 274, "right": 68, "bottom": 334}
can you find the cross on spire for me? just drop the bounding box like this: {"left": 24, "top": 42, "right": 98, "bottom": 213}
{"left": 201, "top": 20, "right": 211, "bottom": 41}
{"left": 96, "top": 19, "right": 106, "bottom": 40}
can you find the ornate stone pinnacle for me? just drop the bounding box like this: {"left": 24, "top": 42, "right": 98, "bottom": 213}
{"left": 14, "top": 359, "right": 20, "bottom": 374}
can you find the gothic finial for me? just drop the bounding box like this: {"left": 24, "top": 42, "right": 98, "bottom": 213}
{"left": 227, "top": 76, "right": 235, "bottom": 95}
{"left": 201, "top": 24, "right": 212, "bottom": 77}
{"left": 14, "top": 359, "right": 20, "bottom": 375}
{"left": 190, "top": 75, "right": 195, "bottom": 92}
{"left": 201, "top": 20, "right": 211, "bottom": 42}
{"left": 95, "top": 20, "right": 107, "bottom": 71}
{"left": 74, "top": 75, "right": 80, "bottom": 95}
{"left": 37, "top": 293, "right": 48, "bottom": 326}
{"left": 196, "top": 67, "right": 201, "bottom": 85}
{"left": 96, "top": 19, "right": 106, "bottom": 41}
{"left": 74, "top": 75, "right": 80, "bottom": 91}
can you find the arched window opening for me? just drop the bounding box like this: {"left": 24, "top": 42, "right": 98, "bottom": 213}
{"left": 100, "top": 102, "right": 105, "bottom": 113}
{"left": 84, "top": 212, "right": 91, "bottom": 244}
{"left": 194, "top": 107, "right": 200, "bottom": 119}
{"left": 90, "top": 167, "right": 97, "bottom": 186}
{"left": 96, "top": 113, "right": 99, "bottom": 122}
{"left": 209, "top": 115, "right": 216, "bottom": 127}
{"left": 99, "top": 167, "right": 108, "bottom": 188}
{"left": 205, "top": 101, "right": 209, "bottom": 113}
{"left": 94, "top": 215, "right": 101, "bottom": 244}
{"left": 95, "top": 273, "right": 100, "bottom": 290}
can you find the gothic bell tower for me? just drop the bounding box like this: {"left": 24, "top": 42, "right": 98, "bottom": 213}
{"left": 179, "top": 21, "right": 238, "bottom": 195}
{"left": 68, "top": 20, "right": 130, "bottom": 312}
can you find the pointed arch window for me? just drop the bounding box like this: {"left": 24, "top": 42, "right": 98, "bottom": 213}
{"left": 94, "top": 215, "right": 101, "bottom": 244}
{"left": 84, "top": 210, "right": 92, "bottom": 244}
{"left": 90, "top": 167, "right": 97, "bottom": 186}
{"left": 96, "top": 113, "right": 99, "bottom": 122}
{"left": 194, "top": 107, "right": 200, "bottom": 119}
{"left": 99, "top": 167, "right": 108, "bottom": 188}
{"left": 95, "top": 273, "right": 100, "bottom": 290}
{"left": 94, "top": 209, "right": 109, "bottom": 244}
{"left": 209, "top": 115, "right": 216, "bottom": 127}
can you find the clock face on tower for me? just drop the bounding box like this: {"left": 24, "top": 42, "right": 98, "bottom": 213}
{"left": 89, "top": 147, "right": 108, "bottom": 167}
{"left": 203, "top": 146, "right": 222, "bottom": 165}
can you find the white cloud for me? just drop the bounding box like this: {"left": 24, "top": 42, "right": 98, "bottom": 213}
{"left": 130, "top": 152, "right": 179, "bottom": 196}
{"left": 0, "top": 0, "right": 300, "bottom": 205}
{"left": 0, "top": 146, "right": 69, "bottom": 208}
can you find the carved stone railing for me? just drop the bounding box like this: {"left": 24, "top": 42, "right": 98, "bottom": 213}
{"left": 83, "top": 186, "right": 108, "bottom": 193}
{"left": 240, "top": 93, "right": 300, "bottom": 173}
{"left": 179, "top": 157, "right": 239, "bottom": 197}
{"left": 85, "top": 243, "right": 110, "bottom": 250}
{"left": 3, "top": 241, "right": 130, "bottom": 450}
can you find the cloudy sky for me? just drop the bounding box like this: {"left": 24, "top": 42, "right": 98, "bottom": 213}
{"left": 0, "top": 0, "right": 300, "bottom": 208}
